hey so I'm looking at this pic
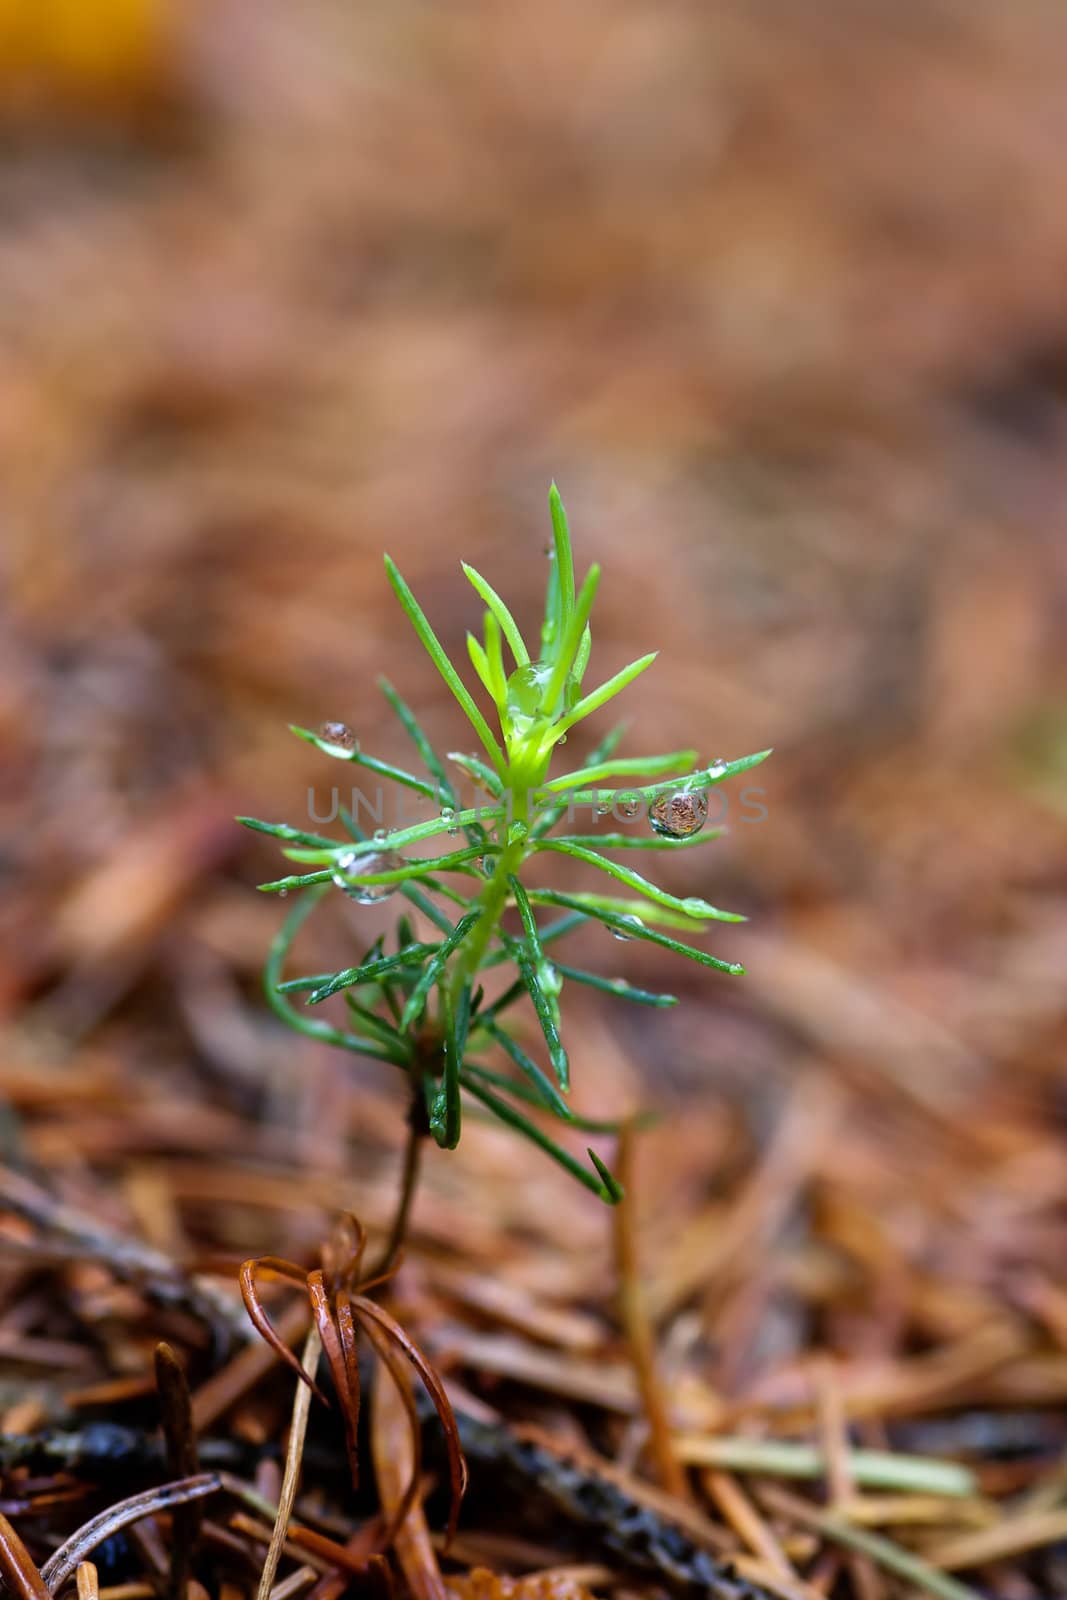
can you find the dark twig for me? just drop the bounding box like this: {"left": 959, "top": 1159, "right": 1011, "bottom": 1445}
{"left": 154, "top": 1342, "right": 202, "bottom": 1600}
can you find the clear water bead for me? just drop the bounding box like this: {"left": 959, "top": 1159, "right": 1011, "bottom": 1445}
{"left": 505, "top": 660, "right": 557, "bottom": 738}
{"left": 330, "top": 848, "right": 403, "bottom": 904}
{"left": 318, "top": 721, "right": 358, "bottom": 755}
{"left": 648, "top": 789, "right": 708, "bottom": 839}
{"left": 615, "top": 793, "right": 641, "bottom": 821}
{"left": 610, "top": 913, "right": 644, "bottom": 942}
{"left": 537, "top": 960, "right": 563, "bottom": 998}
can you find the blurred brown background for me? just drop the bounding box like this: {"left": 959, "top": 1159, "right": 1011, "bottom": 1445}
{"left": 2, "top": 0, "right": 1067, "bottom": 1392}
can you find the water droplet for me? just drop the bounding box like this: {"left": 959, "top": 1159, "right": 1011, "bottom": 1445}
{"left": 373, "top": 827, "right": 388, "bottom": 845}
{"left": 610, "top": 913, "right": 644, "bottom": 942}
{"left": 505, "top": 661, "right": 554, "bottom": 737}
{"left": 648, "top": 789, "right": 709, "bottom": 839}
{"left": 558, "top": 733, "right": 567, "bottom": 745}
{"left": 707, "top": 757, "right": 728, "bottom": 779}
{"left": 440, "top": 804, "right": 459, "bottom": 837}
{"left": 278, "top": 887, "right": 289, "bottom": 899}
{"left": 318, "top": 721, "right": 358, "bottom": 756}
{"left": 537, "top": 960, "right": 563, "bottom": 998}
{"left": 479, "top": 852, "right": 497, "bottom": 875}
{"left": 330, "top": 848, "right": 404, "bottom": 904}
{"left": 614, "top": 793, "right": 641, "bottom": 821}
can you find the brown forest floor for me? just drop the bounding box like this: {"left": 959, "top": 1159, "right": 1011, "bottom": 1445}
{"left": 2, "top": 3, "right": 1067, "bottom": 1598}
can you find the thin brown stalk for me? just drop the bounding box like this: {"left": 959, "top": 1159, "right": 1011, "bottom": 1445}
{"left": 371, "top": 1112, "right": 424, "bottom": 1278}
{"left": 255, "top": 1323, "right": 322, "bottom": 1600}
{"left": 223, "top": 1505, "right": 373, "bottom": 1576}
{"left": 922, "top": 1506, "right": 1067, "bottom": 1571}
{"left": 703, "top": 1469, "right": 795, "bottom": 1577}
{"left": 612, "top": 1122, "right": 689, "bottom": 1500}
{"left": 76, "top": 1562, "right": 100, "bottom": 1600}
{"left": 302, "top": 1527, "right": 385, "bottom": 1600}
{"left": 729, "top": 1557, "right": 829, "bottom": 1600}
{"left": 0, "top": 1513, "right": 51, "bottom": 1600}
{"left": 815, "top": 1360, "right": 881, "bottom": 1600}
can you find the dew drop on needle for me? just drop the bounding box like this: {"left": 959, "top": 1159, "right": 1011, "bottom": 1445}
{"left": 610, "top": 913, "right": 644, "bottom": 942}
{"left": 648, "top": 789, "right": 708, "bottom": 839}
{"left": 318, "top": 721, "right": 358, "bottom": 755}
{"left": 505, "top": 661, "right": 553, "bottom": 738}
{"left": 330, "top": 848, "right": 404, "bottom": 904}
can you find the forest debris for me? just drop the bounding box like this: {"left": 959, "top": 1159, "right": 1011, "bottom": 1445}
{"left": 0, "top": 1164, "right": 247, "bottom": 1351}
{"left": 754, "top": 1484, "right": 982, "bottom": 1600}
{"left": 613, "top": 1124, "right": 689, "bottom": 1499}
{"left": 76, "top": 1561, "right": 100, "bottom": 1600}
{"left": 372, "top": 1352, "right": 448, "bottom": 1600}
{"left": 676, "top": 1435, "right": 976, "bottom": 1496}
{"left": 921, "top": 1505, "right": 1067, "bottom": 1572}
{"left": 154, "top": 1341, "right": 201, "bottom": 1600}
{"left": 703, "top": 1470, "right": 796, "bottom": 1580}
{"left": 445, "top": 1568, "right": 603, "bottom": 1600}
{"left": 40, "top": 1477, "right": 223, "bottom": 1594}
{"left": 0, "top": 1512, "right": 51, "bottom": 1600}
{"left": 423, "top": 1262, "right": 602, "bottom": 1353}
{"left": 253, "top": 1324, "right": 321, "bottom": 1600}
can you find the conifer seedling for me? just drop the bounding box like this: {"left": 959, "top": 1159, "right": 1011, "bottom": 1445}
{"left": 241, "top": 486, "right": 769, "bottom": 1251}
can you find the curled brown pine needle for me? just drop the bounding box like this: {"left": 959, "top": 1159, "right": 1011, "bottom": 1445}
{"left": 239, "top": 1213, "right": 467, "bottom": 1549}
{"left": 40, "top": 1477, "right": 223, "bottom": 1595}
